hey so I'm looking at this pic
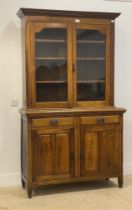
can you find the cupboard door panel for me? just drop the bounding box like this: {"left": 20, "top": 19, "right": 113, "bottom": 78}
{"left": 32, "top": 128, "right": 75, "bottom": 181}
{"left": 80, "top": 124, "right": 119, "bottom": 177}
{"left": 99, "top": 130, "right": 115, "bottom": 170}
{"left": 83, "top": 132, "right": 98, "bottom": 171}
{"left": 80, "top": 128, "right": 99, "bottom": 176}
{"left": 37, "top": 134, "right": 54, "bottom": 176}
{"left": 56, "top": 133, "right": 70, "bottom": 174}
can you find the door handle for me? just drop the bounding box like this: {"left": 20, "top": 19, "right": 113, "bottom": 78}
{"left": 96, "top": 117, "right": 105, "bottom": 124}
{"left": 50, "top": 119, "right": 58, "bottom": 126}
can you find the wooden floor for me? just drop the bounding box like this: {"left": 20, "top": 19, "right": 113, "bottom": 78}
{"left": 0, "top": 175, "right": 132, "bottom": 210}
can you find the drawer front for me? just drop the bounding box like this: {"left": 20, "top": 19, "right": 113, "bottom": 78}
{"left": 32, "top": 117, "right": 74, "bottom": 127}
{"left": 80, "top": 115, "right": 119, "bottom": 125}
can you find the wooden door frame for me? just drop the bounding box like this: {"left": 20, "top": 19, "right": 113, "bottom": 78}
{"left": 72, "top": 23, "right": 112, "bottom": 107}
{"left": 30, "top": 21, "right": 73, "bottom": 108}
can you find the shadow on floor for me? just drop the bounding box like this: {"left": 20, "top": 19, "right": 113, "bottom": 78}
{"left": 33, "top": 179, "right": 117, "bottom": 197}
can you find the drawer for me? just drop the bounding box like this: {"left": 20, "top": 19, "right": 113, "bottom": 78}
{"left": 80, "top": 115, "right": 119, "bottom": 125}
{"left": 32, "top": 117, "right": 74, "bottom": 127}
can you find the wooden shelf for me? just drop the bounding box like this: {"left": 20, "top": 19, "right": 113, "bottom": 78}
{"left": 36, "top": 81, "right": 67, "bottom": 84}
{"left": 36, "top": 57, "right": 105, "bottom": 61}
{"left": 36, "top": 80, "right": 105, "bottom": 84}
{"left": 35, "top": 39, "right": 105, "bottom": 44}
{"left": 77, "top": 57, "right": 105, "bottom": 61}
{"left": 77, "top": 80, "right": 105, "bottom": 84}
{"left": 36, "top": 39, "right": 66, "bottom": 43}
{"left": 36, "top": 57, "right": 67, "bottom": 60}
{"left": 77, "top": 40, "right": 105, "bottom": 44}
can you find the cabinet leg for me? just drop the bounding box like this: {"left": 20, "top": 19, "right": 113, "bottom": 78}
{"left": 27, "top": 188, "right": 32, "bottom": 199}
{"left": 21, "top": 179, "right": 25, "bottom": 189}
{"left": 118, "top": 176, "right": 123, "bottom": 188}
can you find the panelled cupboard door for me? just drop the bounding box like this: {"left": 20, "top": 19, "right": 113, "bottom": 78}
{"left": 30, "top": 22, "right": 73, "bottom": 108}
{"left": 72, "top": 24, "right": 112, "bottom": 107}
{"left": 80, "top": 124, "right": 120, "bottom": 177}
{"left": 32, "top": 128, "right": 75, "bottom": 182}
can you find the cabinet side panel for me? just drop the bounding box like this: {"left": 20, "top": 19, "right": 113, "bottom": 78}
{"left": 21, "top": 17, "right": 32, "bottom": 108}
{"left": 21, "top": 117, "right": 28, "bottom": 178}
{"left": 21, "top": 18, "right": 27, "bottom": 108}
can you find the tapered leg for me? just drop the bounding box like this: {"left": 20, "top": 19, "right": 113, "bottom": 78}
{"left": 118, "top": 176, "right": 123, "bottom": 188}
{"left": 21, "top": 179, "right": 25, "bottom": 189}
{"left": 27, "top": 188, "right": 32, "bottom": 199}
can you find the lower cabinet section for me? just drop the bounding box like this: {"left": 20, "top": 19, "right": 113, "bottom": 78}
{"left": 21, "top": 111, "right": 124, "bottom": 198}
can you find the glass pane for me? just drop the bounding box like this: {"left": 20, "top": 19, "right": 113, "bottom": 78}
{"left": 36, "top": 83, "right": 67, "bottom": 102}
{"left": 76, "top": 29, "right": 106, "bottom": 101}
{"left": 36, "top": 60, "right": 67, "bottom": 81}
{"left": 35, "top": 28, "right": 68, "bottom": 102}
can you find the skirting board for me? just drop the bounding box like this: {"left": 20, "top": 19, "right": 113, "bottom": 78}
{"left": 124, "top": 163, "right": 132, "bottom": 175}
{"left": 0, "top": 165, "right": 132, "bottom": 187}
{"left": 104, "top": 0, "right": 132, "bottom": 2}
{"left": 0, "top": 173, "right": 21, "bottom": 187}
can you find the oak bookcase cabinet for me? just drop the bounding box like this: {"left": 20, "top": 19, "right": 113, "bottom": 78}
{"left": 17, "top": 8, "right": 126, "bottom": 198}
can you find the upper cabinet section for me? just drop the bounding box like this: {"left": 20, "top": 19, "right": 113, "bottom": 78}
{"left": 17, "top": 8, "right": 120, "bottom": 108}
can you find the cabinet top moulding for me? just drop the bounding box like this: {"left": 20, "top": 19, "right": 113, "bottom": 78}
{"left": 20, "top": 107, "right": 126, "bottom": 117}
{"left": 17, "top": 8, "right": 120, "bottom": 20}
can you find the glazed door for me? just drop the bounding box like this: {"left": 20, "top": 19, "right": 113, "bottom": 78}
{"left": 30, "top": 22, "right": 72, "bottom": 108}
{"left": 32, "top": 128, "right": 75, "bottom": 182}
{"left": 80, "top": 124, "right": 120, "bottom": 177}
{"left": 73, "top": 24, "right": 111, "bottom": 107}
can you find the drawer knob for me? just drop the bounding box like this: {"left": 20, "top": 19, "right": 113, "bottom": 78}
{"left": 50, "top": 119, "right": 58, "bottom": 126}
{"left": 96, "top": 117, "right": 105, "bottom": 124}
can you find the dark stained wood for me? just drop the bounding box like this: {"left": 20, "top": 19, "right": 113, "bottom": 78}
{"left": 80, "top": 124, "right": 119, "bottom": 177}
{"left": 32, "top": 128, "right": 75, "bottom": 182}
{"left": 105, "top": 24, "right": 111, "bottom": 106}
{"left": 20, "top": 107, "right": 126, "bottom": 117}
{"left": 118, "top": 175, "right": 123, "bottom": 188}
{"left": 55, "top": 133, "right": 70, "bottom": 174}
{"left": 18, "top": 8, "right": 126, "bottom": 198}
{"left": 32, "top": 117, "right": 74, "bottom": 127}
{"left": 27, "top": 118, "right": 33, "bottom": 198}
{"left": 17, "top": 8, "right": 120, "bottom": 20}
{"left": 19, "top": 9, "right": 121, "bottom": 109}
{"left": 80, "top": 115, "right": 120, "bottom": 125}
{"left": 21, "top": 117, "right": 28, "bottom": 178}
{"left": 99, "top": 129, "right": 116, "bottom": 170}
{"left": 109, "top": 22, "right": 115, "bottom": 105}
{"left": 30, "top": 21, "right": 72, "bottom": 108}
{"left": 80, "top": 130, "right": 98, "bottom": 175}
{"left": 74, "top": 117, "right": 80, "bottom": 177}
{"left": 36, "top": 134, "right": 53, "bottom": 176}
